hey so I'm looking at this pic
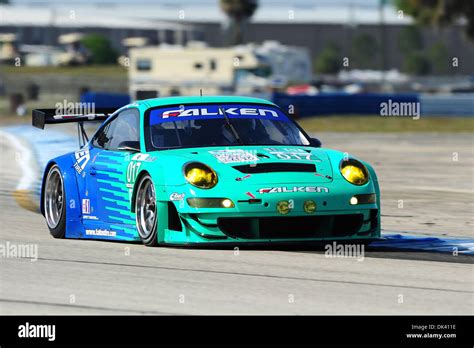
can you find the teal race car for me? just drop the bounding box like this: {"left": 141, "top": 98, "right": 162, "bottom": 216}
{"left": 34, "top": 96, "right": 380, "bottom": 246}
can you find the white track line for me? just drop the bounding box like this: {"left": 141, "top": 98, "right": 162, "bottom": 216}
{"left": 0, "top": 130, "right": 36, "bottom": 191}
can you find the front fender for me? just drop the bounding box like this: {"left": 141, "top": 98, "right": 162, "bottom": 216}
{"left": 325, "top": 149, "right": 381, "bottom": 236}
{"left": 129, "top": 156, "right": 188, "bottom": 212}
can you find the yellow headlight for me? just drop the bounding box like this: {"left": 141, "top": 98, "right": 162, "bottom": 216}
{"left": 340, "top": 159, "right": 369, "bottom": 185}
{"left": 184, "top": 162, "right": 218, "bottom": 189}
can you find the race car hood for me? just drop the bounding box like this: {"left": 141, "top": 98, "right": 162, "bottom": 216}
{"left": 151, "top": 145, "right": 334, "bottom": 185}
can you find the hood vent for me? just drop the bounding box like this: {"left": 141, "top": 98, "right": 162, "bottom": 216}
{"left": 233, "top": 163, "right": 316, "bottom": 174}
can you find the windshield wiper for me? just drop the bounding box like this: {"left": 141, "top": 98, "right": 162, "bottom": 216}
{"left": 172, "top": 121, "right": 182, "bottom": 146}
{"left": 219, "top": 107, "right": 244, "bottom": 145}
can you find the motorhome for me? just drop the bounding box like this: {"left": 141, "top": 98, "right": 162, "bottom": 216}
{"left": 0, "top": 33, "right": 19, "bottom": 64}
{"left": 128, "top": 41, "right": 311, "bottom": 99}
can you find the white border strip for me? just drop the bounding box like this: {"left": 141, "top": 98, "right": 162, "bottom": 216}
{"left": 0, "top": 130, "right": 36, "bottom": 191}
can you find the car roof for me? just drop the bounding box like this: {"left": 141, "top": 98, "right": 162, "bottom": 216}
{"left": 131, "top": 95, "right": 277, "bottom": 112}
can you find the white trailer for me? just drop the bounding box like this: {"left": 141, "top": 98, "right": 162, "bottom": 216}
{"left": 128, "top": 41, "right": 311, "bottom": 99}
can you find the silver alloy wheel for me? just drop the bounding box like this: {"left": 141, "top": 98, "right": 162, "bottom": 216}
{"left": 136, "top": 177, "right": 157, "bottom": 239}
{"left": 44, "top": 166, "right": 64, "bottom": 229}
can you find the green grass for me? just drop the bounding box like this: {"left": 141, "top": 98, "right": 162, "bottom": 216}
{"left": 296, "top": 115, "right": 474, "bottom": 133}
{"left": 3, "top": 64, "right": 127, "bottom": 76}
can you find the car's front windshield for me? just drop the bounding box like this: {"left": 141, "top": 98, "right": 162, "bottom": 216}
{"left": 144, "top": 103, "right": 310, "bottom": 150}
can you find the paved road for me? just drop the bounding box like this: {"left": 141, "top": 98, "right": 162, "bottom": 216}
{"left": 0, "top": 131, "right": 472, "bottom": 314}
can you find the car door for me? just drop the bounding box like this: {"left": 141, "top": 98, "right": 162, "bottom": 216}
{"left": 84, "top": 108, "right": 141, "bottom": 239}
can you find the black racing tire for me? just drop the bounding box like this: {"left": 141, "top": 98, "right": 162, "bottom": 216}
{"left": 43, "top": 165, "right": 66, "bottom": 239}
{"left": 135, "top": 174, "right": 159, "bottom": 247}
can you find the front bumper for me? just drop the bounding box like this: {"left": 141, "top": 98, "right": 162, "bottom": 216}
{"left": 160, "top": 182, "right": 381, "bottom": 245}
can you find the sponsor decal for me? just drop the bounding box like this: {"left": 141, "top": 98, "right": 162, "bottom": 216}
{"left": 264, "top": 147, "right": 320, "bottom": 161}
{"left": 162, "top": 107, "right": 279, "bottom": 119}
{"left": 314, "top": 173, "right": 333, "bottom": 179}
{"left": 150, "top": 104, "right": 289, "bottom": 125}
{"left": 258, "top": 186, "right": 329, "bottom": 194}
{"left": 85, "top": 229, "right": 116, "bottom": 237}
{"left": 210, "top": 149, "right": 259, "bottom": 164}
{"left": 170, "top": 193, "right": 185, "bottom": 201}
{"left": 126, "top": 161, "right": 142, "bottom": 189}
{"left": 131, "top": 153, "right": 149, "bottom": 161}
{"left": 73, "top": 148, "right": 90, "bottom": 174}
{"left": 82, "top": 215, "right": 99, "bottom": 220}
{"left": 82, "top": 199, "right": 90, "bottom": 214}
{"left": 126, "top": 153, "right": 149, "bottom": 191}
{"left": 236, "top": 174, "right": 252, "bottom": 181}
{"left": 246, "top": 191, "right": 256, "bottom": 199}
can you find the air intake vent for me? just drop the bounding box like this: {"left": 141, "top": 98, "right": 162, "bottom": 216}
{"left": 233, "top": 163, "right": 316, "bottom": 174}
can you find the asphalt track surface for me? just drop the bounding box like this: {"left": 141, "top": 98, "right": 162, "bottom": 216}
{"left": 0, "top": 130, "right": 472, "bottom": 314}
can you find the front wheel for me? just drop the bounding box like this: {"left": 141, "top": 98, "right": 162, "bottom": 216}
{"left": 135, "top": 175, "right": 159, "bottom": 246}
{"left": 44, "top": 165, "right": 66, "bottom": 238}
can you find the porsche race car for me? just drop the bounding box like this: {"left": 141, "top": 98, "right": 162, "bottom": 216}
{"left": 33, "top": 96, "right": 380, "bottom": 246}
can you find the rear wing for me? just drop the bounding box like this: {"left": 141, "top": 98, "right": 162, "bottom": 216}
{"left": 32, "top": 108, "right": 117, "bottom": 148}
{"left": 32, "top": 108, "right": 116, "bottom": 130}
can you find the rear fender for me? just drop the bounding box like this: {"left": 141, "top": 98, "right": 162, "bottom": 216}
{"left": 41, "top": 154, "right": 84, "bottom": 238}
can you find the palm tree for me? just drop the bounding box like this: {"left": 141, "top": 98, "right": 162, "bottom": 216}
{"left": 220, "top": 0, "right": 258, "bottom": 45}
{"left": 395, "top": 0, "right": 474, "bottom": 40}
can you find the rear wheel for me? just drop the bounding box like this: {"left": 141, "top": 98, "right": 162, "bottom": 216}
{"left": 44, "top": 165, "right": 66, "bottom": 238}
{"left": 135, "top": 175, "right": 159, "bottom": 246}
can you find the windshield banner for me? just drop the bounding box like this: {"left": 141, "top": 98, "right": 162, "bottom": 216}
{"left": 149, "top": 104, "right": 290, "bottom": 124}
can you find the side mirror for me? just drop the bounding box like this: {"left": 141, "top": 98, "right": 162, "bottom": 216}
{"left": 310, "top": 137, "right": 322, "bottom": 148}
{"left": 117, "top": 141, "right": 140, "bottom": 152}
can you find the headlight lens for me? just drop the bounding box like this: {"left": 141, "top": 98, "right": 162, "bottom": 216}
{"left": 187, "top": 198, "right": 234, "bottom": 208}
{"left": 340, "top": 159, "right": 369, "bottom": 185}
{"left": 184, "top": 162, "right": 218, "bottom": 189}
{"left": 350, "top": 194, "right": 376, "bottom": 205}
